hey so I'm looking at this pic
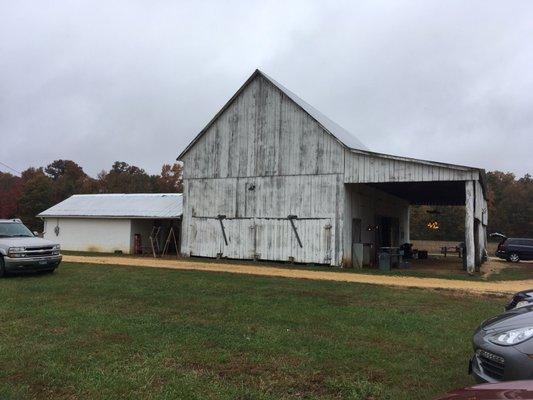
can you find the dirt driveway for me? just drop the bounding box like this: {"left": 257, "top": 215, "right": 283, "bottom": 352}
{"left": 63, "top": 255, "right": 533, "bottom": 295}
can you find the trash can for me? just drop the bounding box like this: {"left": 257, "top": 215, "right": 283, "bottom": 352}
{"left": 378, "top": 252, "right": 391, "bottom": 271}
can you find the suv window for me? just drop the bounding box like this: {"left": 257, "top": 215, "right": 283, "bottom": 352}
{"left": 507, "top": 238, "right": 533, "bottom": 246}
{"left": 0, "top": 222, "right": 34, "bottom": 238}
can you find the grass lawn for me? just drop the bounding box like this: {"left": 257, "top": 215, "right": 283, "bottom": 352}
{"left": 0, "top": 262, "right": 505, "bottom": 400}
{"left": 486, "top": 262, "right": 533, "bottom": 281}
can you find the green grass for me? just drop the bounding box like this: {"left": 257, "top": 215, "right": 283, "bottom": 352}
{"left": 486, "top": 263, "right": 533, "bottom": 281}
{"left": 0, "top": 262, "right": 505, "bottom": 399}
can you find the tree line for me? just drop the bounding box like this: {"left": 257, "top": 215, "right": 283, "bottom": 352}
{"left": 0, "top": 160, "right": 183, "bottom": 230}
{"left": 0, "top": 161, "right": 531, "bottom": 240}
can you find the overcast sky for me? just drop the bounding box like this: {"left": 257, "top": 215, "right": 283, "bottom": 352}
{"left": 1, "top": 0, "right": 532, "bottom": 177}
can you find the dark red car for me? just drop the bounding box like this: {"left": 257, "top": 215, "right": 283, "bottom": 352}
{"left": 435, "top": 381, "right": 533, "bottom": 399}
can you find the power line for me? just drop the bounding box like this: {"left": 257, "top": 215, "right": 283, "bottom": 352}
{"left": 0, "top": 161, "right": 21, "bottom": 175}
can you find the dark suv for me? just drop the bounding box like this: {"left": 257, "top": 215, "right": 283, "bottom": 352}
{"left": 495, "top": 238, "right": 533, "bottom": 263}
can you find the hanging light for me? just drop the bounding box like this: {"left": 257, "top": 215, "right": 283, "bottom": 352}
{"left": 427, "top": 221, "right": 440, "bottom": 230}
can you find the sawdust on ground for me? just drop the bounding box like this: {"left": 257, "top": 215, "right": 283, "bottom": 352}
{"left": 63, "top": 255, "right": 533, "bottom": 296}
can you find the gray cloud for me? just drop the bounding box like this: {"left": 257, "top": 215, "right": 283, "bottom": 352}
{"left": 1, "top": 0, "right": 532, "bottom": 177}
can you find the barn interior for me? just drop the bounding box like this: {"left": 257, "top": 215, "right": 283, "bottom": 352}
{"left": 346, "top": 180, "right": 485, "bottom": 273}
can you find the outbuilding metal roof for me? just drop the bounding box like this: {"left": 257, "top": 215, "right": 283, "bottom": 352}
{"left": 38, "top": 194, "right": 183, "bottom": 219}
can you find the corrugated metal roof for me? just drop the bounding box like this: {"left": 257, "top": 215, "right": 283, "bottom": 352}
{"left": 178, "top": 69, "right": 368, "bottom": 159}
{"left": 38, "top": 194, "right": 183, "bottom": 219}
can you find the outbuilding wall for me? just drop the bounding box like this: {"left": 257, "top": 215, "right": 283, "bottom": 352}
{"left": 43, "top": 217, "right": 132, "bottom": 254}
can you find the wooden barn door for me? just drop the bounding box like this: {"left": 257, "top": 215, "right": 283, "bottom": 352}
{"left": 254, "top": 218, "right": 332, "bottom": 264}
{"left": 190, "top": 216, "right": 332, "bottom": 264}
{"left": 222, "top": 218, "right": 255, "bottom": 260}
{"left": 188, "top": 217, "right": 223, "bottom": 257}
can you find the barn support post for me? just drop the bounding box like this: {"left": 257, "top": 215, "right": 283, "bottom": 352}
{"left": 465, "top": 181, "right": 475, "bottom": 274}
{"left": 476, "top": 221, "right": 484, "bottom": 267}
{"left": 402, "top": 205, "right": 410, "bottom": 244}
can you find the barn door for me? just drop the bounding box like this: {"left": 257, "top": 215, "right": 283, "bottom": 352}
{"left": 254, "top": 218, "right": 332, "bottom": 264}
{"left": 189, "top": 217, "right": 223, "bottom": 257}
{"left": 189, "top": 217, "right": 255, "bottom": 259}
{"left": 222, "top": 218, "right": 255, "bottom": 259}
{"left": 289, "top": 218, "right": 332, "bottom": 263}
{"left": 190, "top": 216, "right": 332, "bottom": 264}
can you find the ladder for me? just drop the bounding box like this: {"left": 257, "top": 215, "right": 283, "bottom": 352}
{"left": 149, "top": 226, "right": 162, "bottom": 258}
{"left": 162, "top": 226, "right": 179, "bottom": 259}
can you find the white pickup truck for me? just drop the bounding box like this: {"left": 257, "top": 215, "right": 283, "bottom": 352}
{"left": 0, "top": 219, "right": 62, "bottom": 277}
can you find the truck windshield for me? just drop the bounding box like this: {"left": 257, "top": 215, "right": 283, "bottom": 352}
{"left": 0, "top": 222, "right": 34, "bottom": 238}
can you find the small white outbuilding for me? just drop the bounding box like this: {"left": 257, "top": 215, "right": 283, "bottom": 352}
{"left": 38, "top": 193, "right": 182, "bottom": 254}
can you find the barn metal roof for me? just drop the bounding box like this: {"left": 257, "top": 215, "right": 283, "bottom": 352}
{"left": 260, "top": 71, "right": 369, "bottom": 151}
{"left": 38, "top": 194, "right": 183, "bottom": 219}
{"left": 178, "top": 69, "right": 368, "bottom": 159}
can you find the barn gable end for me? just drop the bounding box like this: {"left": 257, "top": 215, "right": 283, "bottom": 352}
{"left": 179, "top": 71, "right": 358, "bottom": 179}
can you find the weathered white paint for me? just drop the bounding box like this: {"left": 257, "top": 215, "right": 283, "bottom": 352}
{"left": 179, "top": 71, "right": 488, "bottom": 267}
{"left": 43, "top": 217, "right": 132, "bottom": 253}
{"left": 465, "top": 181, "right": 475, "bottom": 273}
{"left": 180, "top": 74, "right": 345, "bottom": 265}
{"left": 344, "top": 151, "right": 480, "bottom": 183}
{"left": 476, "top": 220, "right": 485, "bottom": 266}
{"left": 182, "top": 76, "right": 345, "bottom": 180}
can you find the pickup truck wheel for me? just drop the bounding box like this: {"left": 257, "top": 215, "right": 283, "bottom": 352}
{"left": 509, "top": 253, "right": 520, "bottom": 263}
{"left": 0, "top": 257, "right": 5, "bottom": 278}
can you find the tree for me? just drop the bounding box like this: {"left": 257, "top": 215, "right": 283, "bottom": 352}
{"left": 0, "top": 172, "right": 23, "bottom": 219}
{"left": 99, "top": 161, "right": 153, "bottom": 193}
{"left": 44, "top": 159, "right": 97, "bottom": 202}
{"left": 18, "top": 168, "right": 54, "bottom": 231}
{"left": 153, "top": 163, "right": 183, "bottom": 193}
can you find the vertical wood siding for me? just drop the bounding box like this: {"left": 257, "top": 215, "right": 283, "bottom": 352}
{"left": 182, "top": 76, "right": 345, "bottom": 180}
{"left": 181, "top": 75, "right": 345, "bottom": 264}
{"left": 180, "top": 73, "right": 486, "bottom": 266}
{"left": 188, "top": 216, "right": 332, "bottom": 264}
{"left": 344, "top": 151, "right": 479, "bottom": 183}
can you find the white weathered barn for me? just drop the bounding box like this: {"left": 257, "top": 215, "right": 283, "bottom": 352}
{"left": 178, "top": 70, "right": 488, "bottom": 272}
{"left": 39, "top": 194, "right": 182, "bottom": 254}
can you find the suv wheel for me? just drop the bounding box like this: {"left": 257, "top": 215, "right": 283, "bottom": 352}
{"left": 0, "top": 257, "right": 5, "bottom": 278}
{"left": 509, "top": 253, "right": 520, "bottom": 263}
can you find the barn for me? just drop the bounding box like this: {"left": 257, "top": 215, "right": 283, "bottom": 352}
{"left": 39, "top": 193, "right": 182, "bottom": 255}
{"left": 178, "top": 70, "right": 488, "bottom": 273}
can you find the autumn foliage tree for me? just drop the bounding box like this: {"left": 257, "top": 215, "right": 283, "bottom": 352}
{"left": 153, "top": 163, "right": 183, "bottom": 193}
{"left": 2, "top": 160, "right": 184, "bottom": 231}
{"left": 0, "top": 172, "right": 23, "bottom": 219}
